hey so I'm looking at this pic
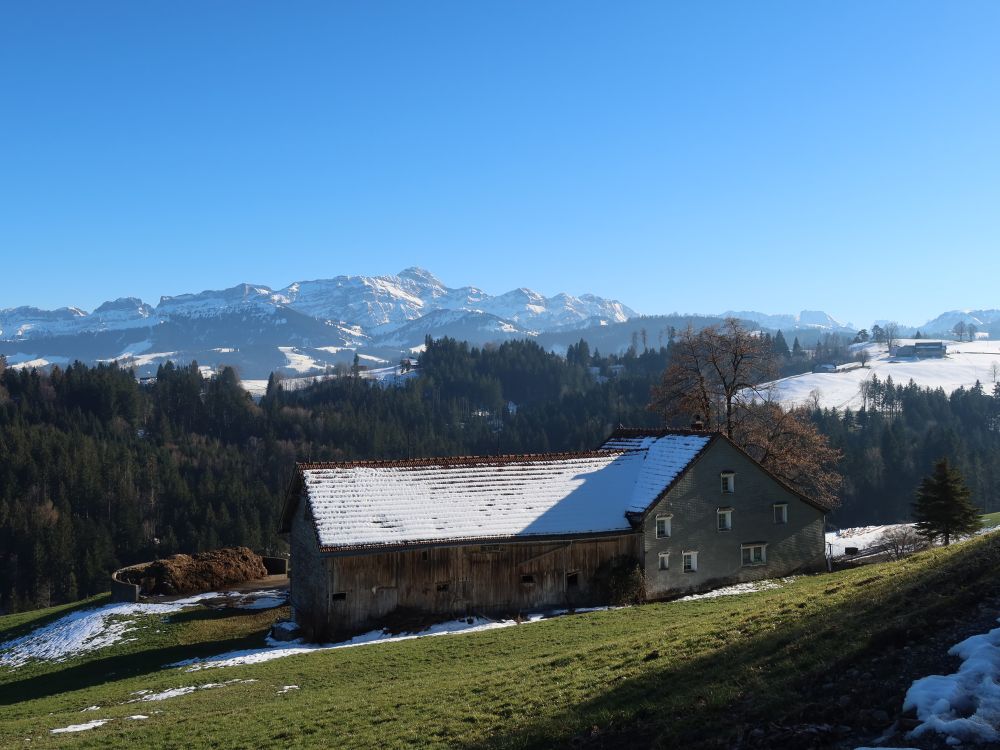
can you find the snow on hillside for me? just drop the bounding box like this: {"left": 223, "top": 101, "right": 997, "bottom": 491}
{"left": 765, "top": 340, "right": 1000, "bottom": 410}
{"left": 826, "top": 525, "right": 910, "bottom": 557}
{"left": 0, "top": 591, "right": 287, "bottom": 669}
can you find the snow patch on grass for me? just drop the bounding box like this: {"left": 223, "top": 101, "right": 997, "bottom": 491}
{"left": 677, "top": 578, "right": 788, "bottom": 601}
{"left": 903, "top": 618, "right": 1000, "bottom": 744}
{"left": 0, "top": 589, "right": 288, "bottom": 670}
{"left": 172, "top": 609, "right": 611, "bottom": 672}
{"left": 129, "top": 678, "right": 257, "bottom": 703}
{"left": 0, "top": 593, "right": 224, "bottom": 669}
{"left": 50, "top": 719, "right": 109, "bottom": 734}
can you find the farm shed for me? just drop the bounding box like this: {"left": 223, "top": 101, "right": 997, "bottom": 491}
{"left": 280, "top": 429, "right": 829, "bottom": 639}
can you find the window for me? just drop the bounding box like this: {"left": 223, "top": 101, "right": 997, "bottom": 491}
{"left": 721, "top": 472, "right": 736, "bottom": 494}
{"left": 773, "top": 503, "right": 788, "bottom": 524}
{"left": 741, "top": 544, "right": 767, "bottom": 566}
{"left": 421, "top": 550, "right": 430, "bottom": 561}
{"left": 717, "top": 508, "right": 733, "bottom": 531}
{"left": 682, "top": 551, "right": 698, "bottom": 573}
{"left": 566, "top": 572, "right": 579, "bottom": 589}
{"left": 658, "top": 552, "right": 670, "bottom": 571}
{"left": 331, "top": 592, "right": 347, "bottom": 602}
{"left": 436, "top": 582, "right": 450, "bottom": 592}
{"left": 521, "top": 574, "right": 535, "bottom": 585}
{"left": 655, "top": 514, "right": 672, "bottom": 538}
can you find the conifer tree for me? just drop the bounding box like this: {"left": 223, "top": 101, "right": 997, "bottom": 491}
{"left": 773, "top": 330, "right": 790, "bottom": 357}
{"left": 912, "top": 458, "right": 980, "bottom": 545}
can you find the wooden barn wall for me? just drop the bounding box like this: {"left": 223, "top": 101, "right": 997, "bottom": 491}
{"left": 322, "top": 534, "right": 641, "bottom": 633}
{"left": 288, "top": 495, "right": 329, "bottom": 638}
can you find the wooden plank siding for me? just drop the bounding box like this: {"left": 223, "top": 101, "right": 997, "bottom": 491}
{"left": 310, "top": 534, "right": 640, "bottom": 637}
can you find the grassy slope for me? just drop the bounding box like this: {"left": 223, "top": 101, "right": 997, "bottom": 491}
{"left": 3, "top": 533, "right": 1000, "bottom": 749}
{"left": 981, "top": 511, "right": 1000, "bottom": 528}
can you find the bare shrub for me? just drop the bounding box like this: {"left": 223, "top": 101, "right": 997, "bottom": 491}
{"left": 878, "top": 526, "right": 927, "bottom": 561}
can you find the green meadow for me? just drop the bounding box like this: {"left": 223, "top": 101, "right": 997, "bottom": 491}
{"left": 3, "top": 532, "right": 999, "bottom": 749}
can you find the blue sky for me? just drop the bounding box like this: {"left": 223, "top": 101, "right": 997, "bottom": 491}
{"left": 2, "top": 1, "right": 998, "bottom": 328}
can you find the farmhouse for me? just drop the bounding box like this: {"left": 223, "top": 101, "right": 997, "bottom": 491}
{"left": 280, "top": 428, "right": 829, "bottom": 639}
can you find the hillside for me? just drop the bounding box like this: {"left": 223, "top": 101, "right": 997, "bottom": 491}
{"left": 766, "top": 340, "right": 1000, "bottom": 409}
{"left": 3, "top": 532, "right": 1000, "bottom": 748}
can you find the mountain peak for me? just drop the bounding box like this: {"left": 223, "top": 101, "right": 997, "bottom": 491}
{"left": 397, "top": 267, "right": 443, "bottom": 287}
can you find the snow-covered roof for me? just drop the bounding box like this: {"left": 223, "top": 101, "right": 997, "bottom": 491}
{"left": 288, "top": 432, "right": 714, "bottom": 551}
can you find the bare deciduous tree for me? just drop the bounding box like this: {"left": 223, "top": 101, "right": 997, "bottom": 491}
{"left": 732, "top": 402, "right": 842, "bottom": 509}
{"left": 808, "top": 388, "right": 823, "bottom": 411}
{"left": 648, "top": 319, "right": 776, "bottom": 436}
{"left": 953, "top": 321, "right": 968, "bottom": 342}
{"left": 649, "top": 320, "right": 841, "bottom": 508}
{"left": 856, "top": 348, "right": 871, "bottom": 367}
{"left": 883, "top": 321, "right": 899, "bottom": 350}
{"left": 878, "top": 525, "right": 926, "bottom": 561}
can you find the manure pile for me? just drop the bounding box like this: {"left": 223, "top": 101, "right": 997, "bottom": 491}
{"left": 120, "top": 547, "right": 268, "bottom": 595}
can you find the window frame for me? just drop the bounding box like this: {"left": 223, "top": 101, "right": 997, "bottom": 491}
{"left": 658, "top": 552, "right": 670, "bottom": 571}
{"left": 682, "top": 550, "right": 698, "bottom": 573}
{"left": 717, "top": 507, "right": 733, "bottom": 532}
{"left": 655, "top": 514, "right": 673, "bottom": 539}
{"left": 773, "top": 503, "right": 788, "bottom": 524}
{"left": 721, "top": 471, "right": 736, "bottom": 494}
{"left": 741, "top": 543, "right": 767, "bottom": 567}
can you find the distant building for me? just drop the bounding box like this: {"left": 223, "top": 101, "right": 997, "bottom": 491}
{"left": 280, "top": 428, "right": 829, "bottom": 640}
{"left": 892, "top": 340, "right": 947, "bottom": 358}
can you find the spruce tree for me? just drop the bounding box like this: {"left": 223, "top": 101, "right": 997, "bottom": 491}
{"left": 773, "top": 330, "right": 790, "bottom": 357}
{"left": 912, "top": 458, "right": 980, "bottom": 545}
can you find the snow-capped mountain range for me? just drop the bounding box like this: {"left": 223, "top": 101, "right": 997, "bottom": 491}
{"left": 721, "top": 310, "right": 854, "bottom": 333}
{"left": 0, "top": 268, "right": 635, "bottom": 378}
{"left": 3, "top": 268, "right": 983, "bottom": 380}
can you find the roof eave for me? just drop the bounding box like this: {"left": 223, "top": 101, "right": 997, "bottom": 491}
{"left": 317, "top": 528, "right": 639, "bottom": 556}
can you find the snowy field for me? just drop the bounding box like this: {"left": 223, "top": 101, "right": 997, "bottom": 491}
{"left": 826, "top": 525, "right": 911, "bottom": 557}
{"left": 766, "top": 340, "right": 1000, "bottom": 410}
{"left": 241, "top": 362, "right": 417, "bottom": 397}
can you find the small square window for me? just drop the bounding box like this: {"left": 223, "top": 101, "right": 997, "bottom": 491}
{"left": 773, "top": 504, "right": 788, "bottom": 524}
{"left": 436, "top": 582, "right": 449, "bottom": 592}
{"left": 421, "top": 550, "right": 430, "bottom": 561}
{"left": 741, "top": 544, "right": 767, "bottom": 566}
{"left": 566, "top": 572, "right": 579, "bottom": 588}
{"left": 721, "top": 472, "right": 735, "bottom": 494}
{"left": 717, "top": 508, "right": 733, "bottom": 531}
{"left": 331, "top": 592, "right": 347, "bottom": 602}
{"left": 658, "top": 552, "right": 670, "bottom": 571}
{"left": 521, "top": 574, "right": 535, "bottom": 585}
{"left": 655, "top": 515, "right": 672, "bottom": 539}
{"left": 682, "top": 551, "right": 698, "bottom": 573}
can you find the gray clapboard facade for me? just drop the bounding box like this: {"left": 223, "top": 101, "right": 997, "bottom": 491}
{"left": 281, "top": 429, "right": 828, "bottom": 639}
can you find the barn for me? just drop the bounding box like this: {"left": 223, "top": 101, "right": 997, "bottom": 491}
{"left": 280, "top": 428, "right": 829, "bottom": 639}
